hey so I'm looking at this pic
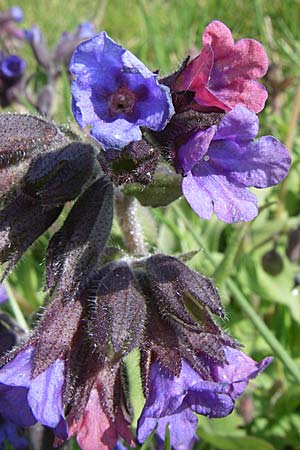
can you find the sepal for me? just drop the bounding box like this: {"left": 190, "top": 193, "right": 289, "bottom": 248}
{"left": 45, "top": 176, "right": 114, "bottom": 300}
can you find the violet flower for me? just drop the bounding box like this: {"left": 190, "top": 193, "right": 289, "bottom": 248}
{"left": 0, "top": 6, "right": 23, "bottom": 25}
{"left": 177, "top": 106, "right": 291, "bottom": 223}
{"left": 174, "top": 20, "right": 268, "bottom": 113}
{"left": 0, "top": 417, "right": 27, "bottom": 450}
{"left": 0, "top": 54, "right": 25, "bottom": 80}
{"left": 70, "top": 31, "right": 174, "bottom": 150}
{"left": 0, "top": 286, "right": 7, "bottom": 304}
{"left": 0, "top": 314, "right": 27, "bottom": 449}
{"left": 0, "top": 346, "right": 67, "bottom": 439}
{"left": 137, "top": 348, "right": 272, "bottom": 450}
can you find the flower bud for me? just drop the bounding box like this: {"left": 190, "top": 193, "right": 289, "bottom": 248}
{"left": 0, "top": 113, "right": 69, "bottom": 206}
{"left": 45, "top": 176, "right": 114, "bottom": 300}
{"left": 88, "top": 261, "right": 146, "bottom": 360}
{"left": 24, "top": 26, "right": 51, "bottom": 70}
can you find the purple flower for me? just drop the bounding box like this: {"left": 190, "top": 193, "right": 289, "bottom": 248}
{"left": 0, "top": 418, "right": 27, "bottom": 450}
{"left": 0, "top": 54, "right": 25, "bottom": 80}
{"left": 76, "top": 22, "right": 95, "bottom": 40}
{"left": 0, "top": 346, "right": 67, "bottom": 439}
{"left": 0, "top": 286, "right": 7, "bottom": 304}
{"left": 177, "top": 106, "right": 291, "bottom": 223}
{"left": 9, "top": 6, "right": 23, "bottom": 22}
{"left": 70, "top": 31, "right": 174, "bottom": 150}
{"left": 0, "top": 6, "right": 23, "bottom": 24}
{"left": 137, "top": 347, "right": 272, "bottom": 450}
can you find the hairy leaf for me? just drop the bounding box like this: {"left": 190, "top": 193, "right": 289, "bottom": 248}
{"left": 0, "top": 192, "right": 62, "bottom": 279}
{"left": 24, "top": 142, "right": 99, "bottom": 207}
{"left": 0, "top": 113, "right": 69, "bottom": 206}
{"left": 88, "top": 261, "right": 146, "bottom": 358}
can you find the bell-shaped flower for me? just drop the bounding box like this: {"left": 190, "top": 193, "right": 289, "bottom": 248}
{"left": 70, "top": 31, "right": 174, "bottom": 150}
{"left": 178, "top": 106, "right": 291, "bottom": 223}
{"left": 0, "top": 55, "right": 25, "bottom": 81}
{"left": 0, "top": 346, "right": 67, "bottom": 438}
{"left": 137, "top": 348, "right": 272, "bottom": 450}
{"left": 174, "top": 20, "right": 268, "bottom": 113}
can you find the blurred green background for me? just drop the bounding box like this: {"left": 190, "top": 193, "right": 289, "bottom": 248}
{"left": 1, "top": 0, "right": 300, "bottom": 449}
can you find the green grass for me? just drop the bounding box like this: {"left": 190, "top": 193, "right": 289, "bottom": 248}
{"left": 2, "top": 0, "right": 300, "bottom": 449}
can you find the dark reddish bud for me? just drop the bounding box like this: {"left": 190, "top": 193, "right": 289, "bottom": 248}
{"left": 24, "top": 142, "right": 99, "bottom": 207}
{"left": 286, "top": 227, "right": 300, "bottom": 263}
{"left": 261, "top": 248, "right": 284, "bottom": 276}
{"left": 36, "top": 85, "right": 54, "bottom": 116}
{"left": 0, "top": 113, "right": 69, "bottom": 206}
{"left": 31, "top": 295, "right": 84, "bottom": 377}
{"left": 0, "top": 192, "right": 62, "bottom": 279}
{"left": 150, "top": 110, "right": 224, "bottom": 164}
{"left": 145, "top": 253, "right": 225, "bottom": 319}
{"left": 24, "top": 26, "right": 51, "bottom": 70}
{"left": 45, "top": 176, "right": 114, "bottom": 300}
{"left": 88, "top": 261, "right": 146, "bottom": 360}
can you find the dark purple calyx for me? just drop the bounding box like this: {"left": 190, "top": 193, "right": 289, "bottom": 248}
{"left": 102, "top": 139, "right": 159, "bottom": 185}
{"left": 149, "top": 110, "right": 224, "bottom": 164}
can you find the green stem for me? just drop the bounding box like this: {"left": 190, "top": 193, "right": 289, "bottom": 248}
{"left": 3, "top": 281, "right": 29, "bottom": 332}
{"left": 115, "top": 191, "right": 147, "bottom": 256}
{"left": 213, "top": 223, "right": 249, "bottom": 287}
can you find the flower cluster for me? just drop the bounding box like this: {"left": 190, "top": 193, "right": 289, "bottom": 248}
{"left": 0, "top": 254, "right": 271, "bottom": 450}
{"left": 0, "top": 17, "right": 289, "bottom": 450}
{"left": 70, "top": 21, "right": 290, "bottom": 223}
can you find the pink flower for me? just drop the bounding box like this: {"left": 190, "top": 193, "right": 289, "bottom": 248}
{"left": 174, "top": 20, "right": 268, "bottom": 113}
{"left": 63, "top": 376, "right": 135, "bottom": 450}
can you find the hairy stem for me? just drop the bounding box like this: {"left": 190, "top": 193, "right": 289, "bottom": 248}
{"left": 115, "top": 191, "right": 147, "bottom": 256}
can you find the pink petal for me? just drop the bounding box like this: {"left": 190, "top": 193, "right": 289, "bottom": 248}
{"left": 70, "top": 388, "right": 118, "bottom": 450}
{"left": 208, "top": 79, "right": 268, "bottom": 113}
{"left": 202, "top": 21, "right": 234, "bottom": 59}
{"left": 175, "top": 45, "right": 213, "bottom": 92}
{"left": 201, "top": 20, "right": 269, "bottom": 113}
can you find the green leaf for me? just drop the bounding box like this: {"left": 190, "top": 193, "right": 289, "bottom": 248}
{"left": 198, "top": 431, "right": 275, "bottom": 450}
{"left": 140, "top": 427, "right": 157, "bottom": 450}
{"left": 213, "top": 223, "right": 248, "bottom": 287}
{"left": 164, "top": 424, "right": 171, "bottom": 450}
{"left": 124, "top": 164, "right": 182, "bottom": 208}
{"left": 273, "top": 385, "right": 300, "bottom": 416}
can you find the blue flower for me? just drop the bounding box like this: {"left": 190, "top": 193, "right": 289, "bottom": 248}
{"left": 0, "top": 286, "right": 7, "bottom": 304}
{"left": 0, "top": 418, "right": 27, "bottom": 450}
{"left": 70, "top": 31, "right": 174, "bottom": 150}
{"left": 10, "top": 6, "right": 23, "bottom": 22}
{"left": 137, "top": 348, "right": 272, "bottom": 450}
{"left": 0, "top": 55, "right": 25, "bottom": 80}
{"left": 0, "top": 346, "right": 67, "bottom": 439}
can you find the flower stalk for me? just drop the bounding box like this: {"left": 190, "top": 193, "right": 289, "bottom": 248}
{"left": 115, "top": 190, "right": 147, "bottom": 256}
